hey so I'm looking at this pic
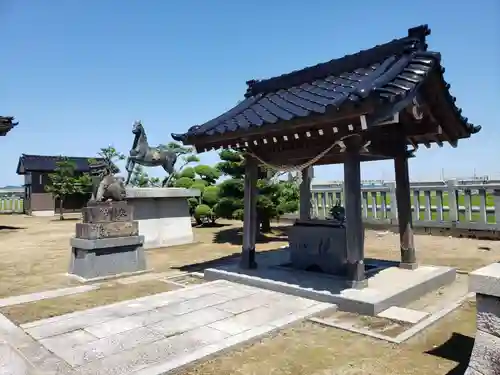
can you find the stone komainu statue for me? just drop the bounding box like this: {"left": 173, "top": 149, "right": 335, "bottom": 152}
{"left": 88, "top": 160, "right": 126, "bottom": 204}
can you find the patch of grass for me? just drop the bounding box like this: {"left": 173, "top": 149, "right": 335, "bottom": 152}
{"left": 0, "top": 280, "right": 179, "bottom": 325}
{"left": 167, "top": 275, "right": 206, "bottom": 285}
{"left": 0, "top": 216, "right": 497, "bottom": 300}
{"left": 183, "top": 301, "right": 476, "bottom": 375}
{"left": 0, "top": 217, "right": 288, "bottom": 298}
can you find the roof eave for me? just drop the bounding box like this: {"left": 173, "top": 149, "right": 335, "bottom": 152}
{"left": 424, "top": 65, "right": 481, "bottom": 140}
{"left": 0, "top": 116, "right": 18, "bottom": 136}
{"left": 16, "top": 160, "right": 25, "bottom": 175}
{"left": 0, "top": 125, "right": 14, "bottom": 136}
{"left": 173, "top": 100, "right": 376, "bottom": 152}
{"left": 171, "top": 132, "right": 189, "bottom": 144}
{"left": 16, "top": 155, "right": 108, "bottom": 174}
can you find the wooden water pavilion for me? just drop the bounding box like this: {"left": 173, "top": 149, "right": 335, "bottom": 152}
{"left": 172, "top": 25, "right": 481, "bottom": 288}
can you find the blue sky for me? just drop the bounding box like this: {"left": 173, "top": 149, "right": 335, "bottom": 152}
{"left": 2, "top": 0, "right": 499, "bottom": 186}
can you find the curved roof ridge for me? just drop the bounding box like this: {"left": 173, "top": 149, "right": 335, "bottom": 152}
{"left": 245, "top": 25, "right": 431, "bottom": 98}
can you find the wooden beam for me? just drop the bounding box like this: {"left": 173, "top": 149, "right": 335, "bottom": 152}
{"left": 299, "top": 168, "right": 313, "bottom": 220}
{"left": 240, "top": 155, "right": 258, "bottom": 269}
{"left": 394, "top": 138, "right": 417, "bottom": 269}
{"left": 344, "top": 146, "right": 367, "bottom": 288}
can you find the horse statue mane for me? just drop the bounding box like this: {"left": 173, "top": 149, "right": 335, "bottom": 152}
{"left": 132, "top": 120, "right": 147, "bottom": 142}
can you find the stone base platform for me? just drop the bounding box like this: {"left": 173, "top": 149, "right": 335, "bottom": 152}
{"left": 464, "top": 262, "right": 500, "bottom": 375}
{"left": 204, "top": 249, "right": 456, "bottom": 315}
{"left": 69, "top": 236, "right": 147, "bottom": 281}
{"left": 125, "top": 187, "right": 200, "bottom": 249}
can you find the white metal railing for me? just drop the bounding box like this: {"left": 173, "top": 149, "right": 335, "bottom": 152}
{"left": 0, "top": 197, "right": 24, "bottom": 214}
{"left": 306, "top": 179, "right": 500, "bottom": 231}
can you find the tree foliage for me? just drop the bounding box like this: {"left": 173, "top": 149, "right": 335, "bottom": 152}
{"left": 161, "top": 142, "right": 200, "bottom": 187}
{"left": 214, "top": 150, "right": 299, "bottom": 232}
{"left": 171, "top": 163, "right": 221, "bottom": 224}
{"left": 45, "top": 158, "right": 92, "bottom": 220}
{"left": 92, "top": 146, "right": 125, "bottom": 173}
{"left": 129, "top": 165, "right": 161, "bottom": 187}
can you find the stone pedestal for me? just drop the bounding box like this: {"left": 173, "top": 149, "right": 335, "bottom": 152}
{"left": 125, "top": 187, "right": 200, "bottom": 249}
{"left": 68, "top": 201, "right": 147, "bottom": 280}
{"left": 465, "top": 262, "right": 500, "bottom": 375}
{"left": 288, "top": 219, "right": 351, "bottom": 275}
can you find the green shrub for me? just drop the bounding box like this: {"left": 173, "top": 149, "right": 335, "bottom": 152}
{"left": 191, "top": 180, "right": 207, "bottom": 194}
{"left": 194, "top": 204, "right": 213, "bottom": 224}
{"left": 232, "top": 208, "right": 244, "bottom": 221}
{"left": 179, "top": 167, "right": 196, "bottom": 179}
{"left": 187, "top": 197, "right": 198, "bottom": 216}
{"left": 174, "top": 177, "right": 194, "bottom": 189}
{"left": 203, "top": 186, "right": 219, "bottom": 206}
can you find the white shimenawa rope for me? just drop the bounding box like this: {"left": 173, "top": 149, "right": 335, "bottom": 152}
{"left": 245, "top": 142, "right": 339, "bottom": 183}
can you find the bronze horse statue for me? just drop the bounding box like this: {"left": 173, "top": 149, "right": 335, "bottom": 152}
{"left": 125, "top": 121, "right": 178, "bottom": 187}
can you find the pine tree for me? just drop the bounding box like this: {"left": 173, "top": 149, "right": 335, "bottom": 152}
{"left": 45, "top": 158, "right": 92, "bottom": 220}
{"left": 214, "top": 150, "right": 299, "bottom": 232}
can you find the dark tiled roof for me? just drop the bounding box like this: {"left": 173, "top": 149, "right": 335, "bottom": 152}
{"left": 16, "top": 154, "right": 106, "bottom": 175}
{"left": 172, "top": 25, "right": 480, "bottom": 145}
{"left": 0, "top": 116, "right": 18, "bottom": 136}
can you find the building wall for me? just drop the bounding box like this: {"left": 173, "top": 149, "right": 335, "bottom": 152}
{"left": 30, "top": 193, "right": 55, "bottom": 215}
{"left": 24, "top": 172, "right": 90, "bottom": 215}
{"left": 31, "top": 172, "right": 50, "bottom": 194}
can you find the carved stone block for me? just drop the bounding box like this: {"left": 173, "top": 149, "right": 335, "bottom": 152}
{"left": 82, "top": 202, "right": 133, "bottom": 223}
{"left": 467, "top": 329, "right": 500, "bottom": 375}
{"left": 75, "top": 221, "right": 139, "bottom": 240}
{"left": 288, "top": 221, "right": 348, "bottom": 275}
{"left": 476, "top": 294, "right": 500, "bottom": 338}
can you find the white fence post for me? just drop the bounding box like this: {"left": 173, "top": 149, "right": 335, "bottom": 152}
{"left": 0, "top": 197, "right": 24, "bottom": 214}
{"left": 446, "top": 179, "right": 459, "bottom": 223}
{"left": 494, "top": 189, "right": 500, "bottom": 226}
{"left": 386, "top": 182, "right": 398, "bottom": 223}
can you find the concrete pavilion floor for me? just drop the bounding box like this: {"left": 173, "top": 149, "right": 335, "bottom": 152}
{"left": 204, "top": 248, "right": 457, "bottom": 315}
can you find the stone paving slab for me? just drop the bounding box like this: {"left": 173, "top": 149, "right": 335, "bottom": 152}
{"left": 55, "top": 327, "right": 166, "bottom": 367}
{"left": 0, "top": 342, "right": 37, "bottom": 375}
{"left": 21, "top": 280, "right": 231, "bottom": 339}
{"left": 377, "top": 306, "right": 429, "bottom": 324}
{"left": 0, "top": 312, "right": 70, "bottom": 374}
{"left": 39, "top": 330, "right": 98, "bottom": 353}
{"left": 131, "top": 302, "right": 333, "bottom": 375}
{"left": 0, "top": 285, "right": 100, "bottom": 308}
{"left": 14, "top": 280, "right": 334, "bottom": 375}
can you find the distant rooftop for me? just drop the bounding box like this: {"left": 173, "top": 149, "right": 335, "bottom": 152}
{"left": 16, "top": 154, "right": 106, "bottom": 175}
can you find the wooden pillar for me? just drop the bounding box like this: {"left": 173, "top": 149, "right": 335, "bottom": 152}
{"left": 344, "top": 150, "right": 367, "bottom": 289}
{"left": 240, "top": 154, "right": 258, "bottom": 269}
{"left": 299, "top": 167, "right": 313, "bottom": 220}
{"left": 394, "top": 151, "right": 417, "bottom": 269}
